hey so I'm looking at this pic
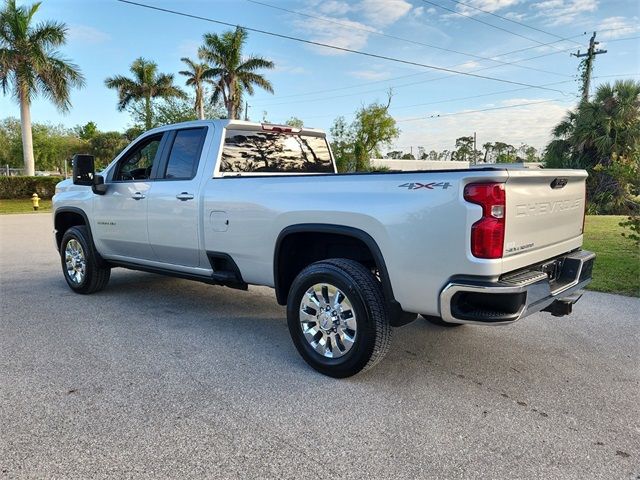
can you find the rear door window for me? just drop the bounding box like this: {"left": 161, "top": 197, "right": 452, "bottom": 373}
{"left": 220, "top": 129, "right": 333, "bottom": 174}
{"left": 163, "top": 128, "right": 207, "bottom": 180}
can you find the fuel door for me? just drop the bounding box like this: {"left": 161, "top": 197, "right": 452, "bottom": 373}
{"left": 210, "top": 211, "right": 229, "bottom": 232}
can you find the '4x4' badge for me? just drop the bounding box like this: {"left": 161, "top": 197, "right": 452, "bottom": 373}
{"left": 399, "top": 182, "right": 452, "bottom": 190}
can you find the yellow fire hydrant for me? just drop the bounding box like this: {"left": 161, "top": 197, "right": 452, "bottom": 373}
{"left": 31, "top": 193, "right": 40, "bottom": 211}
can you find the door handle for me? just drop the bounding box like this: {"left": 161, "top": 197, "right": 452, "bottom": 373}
{"left": 176, "top": 192, "right": 195, "bottom": 201}
{"left": 131, "top": 192, "right": 145, "bottom": 200}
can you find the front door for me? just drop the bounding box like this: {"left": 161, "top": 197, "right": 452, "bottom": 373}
{"left": 147, "top": 127, "right": 207, "bottom": 267}
{"left": 93, "top": 133, "right": 165, "bottom": 261}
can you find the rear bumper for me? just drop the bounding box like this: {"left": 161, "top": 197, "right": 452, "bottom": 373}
{"left": 439, "top": 250, "right": 595, "bottom": 325}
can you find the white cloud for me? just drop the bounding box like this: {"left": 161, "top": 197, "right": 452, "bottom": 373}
{"left": 414, "top": 6, "right": 425, "bottom": 17}
{"left": 531, "top": 0, "right": 598, "bottom": 26}
{"left": 358, "top": 0, "right": 413, "bottom": 26}
{"left": 394, "top": 98, "right": 570, "bottom": 152}
{"left": 67, "top": 25, "right": 110, "bottom": 44}
{"left": 427, "top": 7, "right": 437, "bottom": 14}
{"left": 348, "top": 69, "right": 392, "bottom": 80}
{"left": 455, "top": 0, "right": 521, "bottom": 16}
{"left": 296, "top": 16, "right": 374, "bottom": 55}
{"left": 597, "top": 16, "right": 640, "bottom": 39}
{"left": 458, "top": 61, "right": 482, "bottom": 71}
{"left": 316, "top": 0, "right": 353, "bottom": 16}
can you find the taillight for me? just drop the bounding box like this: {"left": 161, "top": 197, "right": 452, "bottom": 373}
{"left": 464, "top": 183, "right": 506, "bottom": 259}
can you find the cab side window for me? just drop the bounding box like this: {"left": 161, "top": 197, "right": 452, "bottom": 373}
{"left": 114, "top": 135, "right": 163, "bottom": 181}
{"left": 162, "top": 128, "right": 207, "bottom": 180}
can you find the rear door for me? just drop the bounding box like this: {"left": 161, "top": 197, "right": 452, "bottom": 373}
{"left": 146, "top": 127, "right": 208, "bottom": 267}
{"left": 503, "top": 169, "right": 587, "bottom": 257}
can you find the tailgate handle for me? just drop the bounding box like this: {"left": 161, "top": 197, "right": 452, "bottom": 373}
{"left": 550, "top": 178, "right": 568, "bottom": 189}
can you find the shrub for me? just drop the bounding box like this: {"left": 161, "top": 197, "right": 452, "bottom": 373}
{"left": 0, "top": 176, "right": 64, "bottom": 199}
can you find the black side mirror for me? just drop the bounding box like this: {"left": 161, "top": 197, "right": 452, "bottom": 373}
{"left": 72, "top": 154, "right": 95, "bottom": 186}
{"left": 92, "top": 175, "right": 107, "bottom": 195}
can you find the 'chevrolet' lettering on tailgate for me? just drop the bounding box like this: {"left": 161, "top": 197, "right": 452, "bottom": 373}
{"left": 515, "top": 198, "right": 581, "bottom": 217}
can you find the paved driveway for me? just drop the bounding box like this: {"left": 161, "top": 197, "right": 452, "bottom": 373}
{"left": 1, "top": 214, "right": 638, "bottom": 479}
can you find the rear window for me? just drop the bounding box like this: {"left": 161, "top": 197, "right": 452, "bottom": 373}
{"left": 220, "top": 129, "right": 334, "bottom": 174}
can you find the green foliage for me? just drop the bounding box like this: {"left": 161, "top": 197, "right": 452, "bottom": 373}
{"left": 0, "top": 117, "right": 22, "bottom": 167}
{"left": 285, "top": 117, "right": 304, "bottom": 128}
{"left": 329, "top": 95, "right": 399, "bottom": 172}
{"left": 0, "top": 176, "right": 63, "bottom": 199}
{"left": 401, "top": 153, "right": 415, "bottom": 159}
{"left": 74, "top": 121, "right": 98, "bottom": 140}
{"left": 199, "top": 27, "right": 274, "bottom": 119}
{"left": 0, "top": 0, "right": 84, "bottom": 174}
{"left": 385, "top": 150, "right": 402, "bottom": 159}
{"left": 0, "top": 0, "right": 85, "bottom": 110}
{"left": 152, "top": 95, "right": 226, "bottom": 127}
{"left": 454, "top": 136, "right": 474, "bottom": 162}
{"left": 88, "top": 131, "right": 128, "bottom": 169}
{"left": 105, "top": 57, "right": 185, "bottom": 130}
{"left": 544, "top": 80, "right": 640, "bottom": 217}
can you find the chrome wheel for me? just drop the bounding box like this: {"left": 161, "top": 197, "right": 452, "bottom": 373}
{"left": 299, "top": 283, "right": 357, "bottom": 358}
{"left": 65, "top": 239, "right": 86, "bottom": 285}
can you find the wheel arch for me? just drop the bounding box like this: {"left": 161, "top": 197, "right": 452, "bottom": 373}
{"left": 273, "top": 224, "right": 401, "bottom": 315}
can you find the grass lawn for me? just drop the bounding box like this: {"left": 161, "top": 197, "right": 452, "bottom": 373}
{"left": 0, "top": 198, "right": 52, "bottom": 214}
{"left": 583, "top": 215, "right": 639, "bottom": 297}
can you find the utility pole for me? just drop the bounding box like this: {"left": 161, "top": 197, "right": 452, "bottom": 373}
{"left": 473, "top": 132, "right": 477, "bottom": 165}
{"left": 244, "top": 102, "right": 250, "bottom": 121}
{"left": 571, "top": 31, "right": 607, "bottom": 102}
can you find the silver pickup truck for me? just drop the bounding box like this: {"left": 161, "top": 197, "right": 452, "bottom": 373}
{"left": 53, "top": 120, "right": 595, "bottom": 377}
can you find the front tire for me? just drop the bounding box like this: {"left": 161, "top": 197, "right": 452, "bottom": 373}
{"left": 60, "top": 226, "right": 110, "bottom": 294}
{"left": 287, "top": 259, "right": 392, "bottom": 378}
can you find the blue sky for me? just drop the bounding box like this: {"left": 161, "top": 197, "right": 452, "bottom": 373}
{"left": 1, "top": 0, "right": 638, "bottom": 153}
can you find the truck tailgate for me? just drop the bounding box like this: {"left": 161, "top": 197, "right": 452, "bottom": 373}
{"left": 504, "top": 169, "right": 587, "bottom": 257}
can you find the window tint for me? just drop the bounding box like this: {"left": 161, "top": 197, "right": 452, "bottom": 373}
{"left": 114, "top": 135, "right": 162, "bottom": 181}
{"left": 164, "top": 128, "right": 206, "bottom": 180}
{"left": 221, "top": 130, "right": 333, "bottom": 174}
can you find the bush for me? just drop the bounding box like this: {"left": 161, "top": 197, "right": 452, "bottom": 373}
{"left": 0, "top": 176, "right": 64, "bottom": 199}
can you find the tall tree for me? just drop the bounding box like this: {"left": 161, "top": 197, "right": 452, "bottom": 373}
{"left": 0, "top": 0, "right": 84, "bottom": 176}
{"left": 545, "top": 79, "right": 640, "bottom": 214}
{"left": 105, "top": 57, "right": 185, "bottom": 130}
{"left": 178, "top": 57, "right": 213, "bottom": 120}
{"left": 199, "top": 27, "right": 274, "bottom": 119}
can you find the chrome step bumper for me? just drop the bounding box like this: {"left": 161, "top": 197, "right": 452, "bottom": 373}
{"left": 439, "top": 250, "right": 595, "bottom": 326}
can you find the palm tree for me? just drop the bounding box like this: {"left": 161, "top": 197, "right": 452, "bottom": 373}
{"left": 105, "top": 58, "right": 185, "bottom": 130}
{"left": 178, "top": 57, "right": 213, "bottom": 120}
{"left": 198, "top": 27, "right": 274, "bottom": 119}
{"left": 545, "top": 79, "right": 640, "bottom": 212}
{"left": 0, "top": 0, "right": 84, "bottom": 176}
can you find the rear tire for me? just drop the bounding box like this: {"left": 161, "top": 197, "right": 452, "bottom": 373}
{"left": 60, "top": 226, "right": 110, "bottom": 294}
{"left": 287, "top": 258, "right": 392, "bottom": 378}
{"left": 421, "top": 315, "right": 464, "bottom": 328}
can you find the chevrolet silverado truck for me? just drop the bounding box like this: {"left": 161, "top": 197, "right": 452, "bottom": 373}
{"left": 53, "top": 120, "right": 595, "bottom": 377}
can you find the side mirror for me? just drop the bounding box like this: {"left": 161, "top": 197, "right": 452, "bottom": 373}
{"left": 92, "top": 175, "right": 107, "bottom": 195}
{"left": 72, "top": 154, "right": 95, "bottom": 186}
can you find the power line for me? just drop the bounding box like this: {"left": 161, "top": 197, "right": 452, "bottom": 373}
{"left": 444, "top": 0, "right": 582, "bottom": 45}
{"left": 397, "top": 98, "right": 567, "bottom": 123}
{"left": 245, "top": 0, "right": 568, "bottom": 78}
{"left": 253, "top": 35, "right": 587, "bottom": 104}
{"left": 115, "top": 0, "right": 569, "bottom": 95}
{"left": 252, "top": 45, "right": 578, "bottom": 108}
{"left": 421, "top": 0, "right": 566, "bottom": 50}
{"left": 298, "top": 73, "right": 638, "bottom": 121}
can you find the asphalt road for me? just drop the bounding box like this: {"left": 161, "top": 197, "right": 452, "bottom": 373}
{"left": 1, "top": 214, "right": 639, "bottom": 479}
